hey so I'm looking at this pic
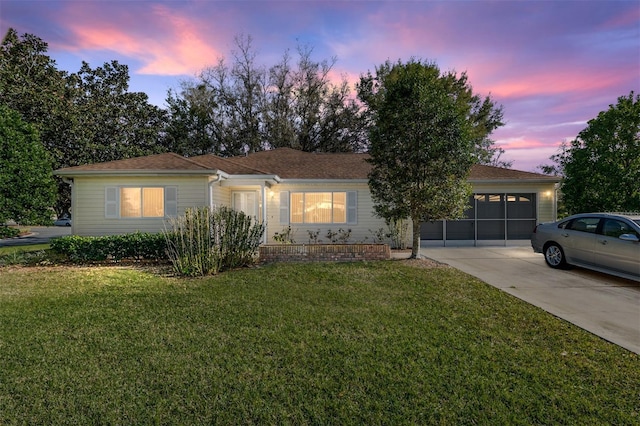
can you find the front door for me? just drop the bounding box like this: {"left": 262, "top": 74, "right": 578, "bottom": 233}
{"left": 232, "top": 191, "right": 258, "bottom": 219}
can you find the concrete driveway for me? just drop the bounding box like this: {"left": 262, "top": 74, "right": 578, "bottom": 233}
{"left": 420, "top": 243, "right": 640, "bottom": 354}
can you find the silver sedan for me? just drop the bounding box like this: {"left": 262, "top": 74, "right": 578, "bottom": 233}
{"left": 531, "top": 212, "right": 640, "bottom": 281}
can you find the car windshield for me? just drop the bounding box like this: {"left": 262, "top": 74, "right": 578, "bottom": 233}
{"left": 634, "top": 219, "right": 640, "bottom": 226}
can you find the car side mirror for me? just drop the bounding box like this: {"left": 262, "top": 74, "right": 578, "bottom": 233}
{"left": 619, "top": 233, "right": 640, "bottom": 242}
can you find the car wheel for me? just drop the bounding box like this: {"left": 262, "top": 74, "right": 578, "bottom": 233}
{"left": 544, "top": 243, "right": 566, "bottom": 269}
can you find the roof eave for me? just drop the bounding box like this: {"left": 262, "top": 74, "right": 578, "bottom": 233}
{"left": 54, "top": 169, "right": 217, "bottom": 177}
{"left": 279, "top": 178, "right": 369, "bottom": 184}
{"left": 469, "top": 178, "right": 561, "bottom": 184}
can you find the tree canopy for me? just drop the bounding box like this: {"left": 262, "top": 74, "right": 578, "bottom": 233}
{"left": 0, "top": 29, "right": 167, "bottom": 216}
{"left": 1, "top": 28, "right": 511, "bottom": 222}
{"left": 0, "top": 104, "right": 57, "bottom": 225}
{"left": 164, "top": 36, "right": 366, "bottom": 157}
{"left": 547, "top": 92, "right": 640, "bottom": 214}
{"left": 358, "top": 59, "right": 504, "bottom": 258}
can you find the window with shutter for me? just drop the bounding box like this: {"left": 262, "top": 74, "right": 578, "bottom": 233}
{"left": 165, "top": 187, "right": 178, "bottom": 217}
{"left": 105, "top": 186, "right": 177, "bottom": 218}
{"left": 347, "top": 191, "right": 357, "bottom": 224}
{"left": 105, "top": 187, "right": 118, "bottom": 218}
{"left": 279, "top": 191, "right": 289, "bottom": 225}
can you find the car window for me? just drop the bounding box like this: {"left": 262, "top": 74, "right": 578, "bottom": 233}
{"left": 557, "top": 220, "right": 571, "bottom": 229}
{"left": 566, "top": 217, "right": 600, "bottom": 234}
{"left": 602, "top": 219, "right": 639, "bottom": 238}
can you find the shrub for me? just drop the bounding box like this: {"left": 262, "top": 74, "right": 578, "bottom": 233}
{"left": 307, "top": 229, "right": 321, "bottom": 244}
{"left": 273, "top": 226, "right": 295, "bottom": 244}
{"left": 50, "top": 232, "right": 168, "bottom": 263}
{"left": 0, "top": 226, "right": 20, "bottom": 239}
{"left": 164, "top": 206, "right": 265, "bottom": 277}
{"left": 388, "top": 219, "right": 409, "bottom": 249}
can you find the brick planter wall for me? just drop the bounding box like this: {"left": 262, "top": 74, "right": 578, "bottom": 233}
{"left": 259, "top": 244, "right": 390, "bottom": 263}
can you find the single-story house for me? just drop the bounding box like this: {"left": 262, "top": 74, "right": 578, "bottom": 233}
{"left": 54, "top": 148, "right": 560, "bottom": 246}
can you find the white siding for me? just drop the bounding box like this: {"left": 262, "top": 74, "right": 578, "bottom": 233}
{"left": 210, "top": 180, "right": 231, "bottom": 208}
{"left": 72, "top": 176, "right": 209, "bottom": 236}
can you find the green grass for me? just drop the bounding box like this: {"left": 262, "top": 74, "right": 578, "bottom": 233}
{"left": 0, "top": 243, "right": 50, "bottom": 255}
{"left": 0, "top": 262, "right": 638, "bottom": 424}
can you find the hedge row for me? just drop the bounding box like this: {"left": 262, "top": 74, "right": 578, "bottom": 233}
{"left": 50, "top": 232, "right": 167, "bottom": 262}
{"left": 0, "top": 226, "right": 20, "bottom": 239}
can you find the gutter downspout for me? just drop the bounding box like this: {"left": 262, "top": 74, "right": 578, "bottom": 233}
{"left": 208, "top": 171, "right": 226, "bottom": 209}
{"left": 262, "top": 184, "right": 268, "bottom": 244}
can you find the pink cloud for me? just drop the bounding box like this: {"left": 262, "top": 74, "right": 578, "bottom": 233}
{"left": 495, "top": 137, "right": 559, "bottom": 151}
{"left": 486, "top": 68, "right": 632, "bottom": 100}
{"left": 58, "top": 3, "right": 224, "bottom": 76}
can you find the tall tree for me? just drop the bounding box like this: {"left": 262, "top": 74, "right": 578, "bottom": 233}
{"left": 358, "top": 59, "right": 503, "bottom": 258}
{"left": 166, "top": 37, "right": 366, "bottom": 156}
{"left": 69, "top": 60, "right": 167, "bottom": 165}
{"left": 0, "top": 29, "right": 76, "bottom": 216}
{"left": 547, "top": 92, "right": 639, "bottom": 214}
{"left": 194, "top": 34, "right": 267, "bottom": 156}
{"left": 0, "top": 105, "right": 56, "bottom": 225}
{"left": 267, "top": 45, "right": 365, "bottom": 152}
{"left": 164, "top": 84, "right": 219, "bottom": 156}
{"left": 0, "top": 28, "right": 70, "bottom": 138}
{"left": 1, "top": 29, "right": 167, "bottom": 216}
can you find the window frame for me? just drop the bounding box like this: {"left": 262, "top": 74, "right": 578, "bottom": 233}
{"left": 105, "top": 186, "right": 177, "bottom": 219}
{"left": 281, "top": 190, "right": 357, "bottom": 225}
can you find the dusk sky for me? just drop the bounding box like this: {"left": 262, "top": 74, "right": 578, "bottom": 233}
{"left": 1, "top": 0, "right": 638, "bottom": 171}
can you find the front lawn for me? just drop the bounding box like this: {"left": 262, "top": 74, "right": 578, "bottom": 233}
{"left": 0, "top": 243, "right": 49, "bottom": 255}
{"left": 0, "top": 262, "right": 638, "bottom": 424}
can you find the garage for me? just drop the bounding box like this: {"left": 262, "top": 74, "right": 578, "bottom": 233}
{"left": 421, "top": 192, "right": 539, "bottom": 244}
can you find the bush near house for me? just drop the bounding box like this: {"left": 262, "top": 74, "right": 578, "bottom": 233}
{"left": 49, "top": 207, "right": 265, "bottom": 276}
{"left": 50, "top": 232, "right": 167, "bottom": 263}
{"left": 164, "top": 206, "right": 265, "bottom": 277}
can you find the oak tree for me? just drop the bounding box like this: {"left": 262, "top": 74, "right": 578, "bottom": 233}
{"left": 358, "top": 59, "right": 503, "bottom": 258}
{"left": 549, "top": 92, "right": 639, "bottom": 214}
{"left": 0, "top": 105, "right": 56, "bottom": 225}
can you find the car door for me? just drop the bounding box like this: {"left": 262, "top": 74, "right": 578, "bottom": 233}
{"left": 562, "top": 217, "right": 600, "bottom": 265}
{"left": 595, "top": 218, "right": 640, "bottom": 278}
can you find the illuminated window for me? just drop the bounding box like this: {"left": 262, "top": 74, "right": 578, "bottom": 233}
{"left": 105, "top": 186, "right": 177, "bottom": 219}
{"left": 289, "top": 192, "right": 352, "bottom": 224}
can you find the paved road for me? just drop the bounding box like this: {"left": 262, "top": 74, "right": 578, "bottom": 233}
{"left": 420, "top": 243, "right": 640, "bottom": 354}
{"left": 0, "top": 226, "right": 72, "bottom": 247}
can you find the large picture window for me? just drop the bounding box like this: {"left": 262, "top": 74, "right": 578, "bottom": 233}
{"left": 281, "top": 191, "right": 357, "bottom": 225}
{"left": 120, "top": 187, "right": 164, "bottom": 217}
{"left": 105, "top": 186, "right": 177, "bottom": 219}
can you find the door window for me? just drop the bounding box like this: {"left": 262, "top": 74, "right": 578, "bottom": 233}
{"left": 567, "top": 217, "right": 600, "bottom": 233}
{"left": 601, "top": 219, "right": 639, "bottom": 238}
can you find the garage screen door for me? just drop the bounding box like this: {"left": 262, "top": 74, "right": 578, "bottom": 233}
{"left": 421, "top": 193, "right": 537, "bottom": 241}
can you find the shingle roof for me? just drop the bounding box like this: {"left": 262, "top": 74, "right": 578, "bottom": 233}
{"left": 55, "top": 148, "right": 559, "bottom": 182}
{"left": 55, "top": 152, "right": 212, "bottom": 174}
{"left": 225, "top": 148, "right": 372, "bottom": 179}
{"left": 189, "top": 154, "right": 271, "bottom": 175}
{"left": 468, "top": 164, "right": 559, "bottom": 181}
